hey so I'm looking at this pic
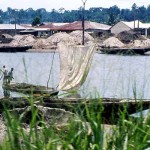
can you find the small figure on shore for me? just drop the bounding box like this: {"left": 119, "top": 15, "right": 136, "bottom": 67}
{"left": 0, "top": 65, "right": 11, "bottom": 98}
{"left": 0, "top": 65, "right": 8, "bottom": 86}
{"left": 7, "top": 68, "right": 14, "bottom": 84}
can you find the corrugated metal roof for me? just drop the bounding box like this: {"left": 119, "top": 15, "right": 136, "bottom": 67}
{"left": 34, "top": 28, "right": 50, "bottom": 31}
{"left": 20, "top": 24, "right": 34, "bottom": 29}
{"left": 36, "top": 23, "right": 55, "bottom": 29}
{"left": 56, "top": 21, "right": 111, "bottom": 31}
{"left": 89, "top": 21, "right": 111, "bottom": 30}
{"left": 52, "top": 23, "right": 69, "bottom": 26}
{"left": 36, "top": 21, "right": 111, "bottom": 31}
{"left": 20, "top": 28, "right": 50, "bottom": 33}
{"left": 0, "top": 24, "right": 26, "bottom": 30}
{"left": 122, "top": 20, "right": 150, "bottom": 29}
{"left": 57, "top": 21, "right": 82, "bottom": 30}
{"left": 42, "top": 22, "right": 69, "bottom": 26}
{"left": 20, "top": 29, "right": 36, "bottom": 33}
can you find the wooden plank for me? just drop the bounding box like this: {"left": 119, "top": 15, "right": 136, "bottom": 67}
{"left": 100, "top": 47, "right": 150, "bottom": 55}
{"left": 4, "top": 82, "right": 58, "bottom": 95}
{"left": 0, "top": 46, "right": 32, "bottom": 52}
{"left": 1, "top": 96, "right": 150, "bottom": 110}
{"left": 2, "top": 81, "right": 150, "bottom": 123}
{"left": 0, "top": 96, "right": 150, "bottom": 124}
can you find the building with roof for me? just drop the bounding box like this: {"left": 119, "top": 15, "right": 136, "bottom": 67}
{"left": 111, "top": 20, "right": 150, "bottom": 36}
{"left": 0, "top": 24, "right": 26, "bottom": 36}
{"left": 51, "top": 21, "right": 111, "bottom": 36}
{"left": 20, "top": 28, "right": 52, "bottom": 37}
{"left": 20, "top": 23, "right": 58, "bottom": 37}
{"left": 42, "top": 22, "right": 69, "bottom": 26}
{"left": 19, "top": 21, "right": 111, "bottom": 37}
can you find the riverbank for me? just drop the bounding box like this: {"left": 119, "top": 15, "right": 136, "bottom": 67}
{"left": 0, "top": 95, "right": 149, "bottom": 149}
{"left": 27, "top": 48, "right": 58, "bottom": 53}
{"left": 0, "top": 44, "right": 150, "bottom": 149}
{"left": 1, "top": 31, "right": 150, "bottom": 54}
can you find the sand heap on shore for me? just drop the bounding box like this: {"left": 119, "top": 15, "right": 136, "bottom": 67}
{"left": 10, "top": 34, "right": 36, "bottom": 47}
{"left": 33, "top": 32, "right": 79, "bottom": 49}
{"left": 69, "top": 30, "right": 94, "bottom": 44}
{"left": 32, "top": 38, "right": 51, "bottom": 49}
{"left": 33, "top": 31, "right": 94, "bottom": 49}
{"left": 46, "top": 32, "right": 78, "bottom": 48}
{"left": 102, "top": 37, "right": 125, "bottom": 48}
{"left": 2, "top": 32, "right": 150, "bottom": 50}
{"left": 130, "top": 39, "right": 150, "bottom": 48}
{"left": 5, "top": 31, "right": 95, "bottom": 49}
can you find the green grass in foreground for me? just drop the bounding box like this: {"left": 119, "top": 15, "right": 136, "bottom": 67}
{"left": 0, "top": 97, "right": 150, "bottom": 150}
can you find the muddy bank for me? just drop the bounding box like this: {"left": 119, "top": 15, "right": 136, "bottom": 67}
{"left": 1, "top": 31, "right": 150, "bottom": 53}
{"left": 0, "top": 31, "right": 94, "bottom": 49}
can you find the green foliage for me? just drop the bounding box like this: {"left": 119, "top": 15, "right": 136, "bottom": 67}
{"left": 1, "top": 96, "right": 150, "bottom": 150}
{"left": 32, "top": 16, "right": 41, "bottom": 26}
{"left": 1, "top": 4, "right": 150, "bottom": 24}
{"left": 107, "top": 13, "right": 115, "bottom": 25}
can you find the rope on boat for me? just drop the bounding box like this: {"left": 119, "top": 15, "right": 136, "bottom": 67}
{"left": 46, "top": 47, "right": 57, "bottom": 89}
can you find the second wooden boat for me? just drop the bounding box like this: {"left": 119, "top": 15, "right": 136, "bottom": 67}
{"left": 4, "top": 82, "right": 59, "bottom": 96}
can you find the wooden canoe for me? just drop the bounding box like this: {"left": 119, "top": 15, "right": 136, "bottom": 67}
{"left": 4, "top": 82, "right": 58, "bottom": 96}
{"left": 0, "top": 96, "right": 150, "bottom": 123}
{"left": 100, "top": 47, "right": 150, "bottom": 55}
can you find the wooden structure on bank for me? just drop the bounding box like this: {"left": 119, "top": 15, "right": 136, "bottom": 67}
{"left": 0, "top": 96, "right": 150, "bottom": 123}
{"left": 2, "top": 82, "right": 150, "bottom": 114}
{"left": 4, "top": 82, "right": 58, "bottom": 95}
{"left": 1, "top": 80, "right": 150, "bottom": 123}
{"left": 0, "top": 45, "right": 32, "bottom": 52}
{"left": 100, "top": 47, "right": 150, "bottom": 55}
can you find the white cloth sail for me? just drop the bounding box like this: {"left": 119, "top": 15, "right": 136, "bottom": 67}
{"left": 58, "top": 44, "right": 95, "bottom": 91}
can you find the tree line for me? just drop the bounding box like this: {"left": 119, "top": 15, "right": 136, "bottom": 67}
{"left": 0, "top": 3, "right": 150, "bottom": 26}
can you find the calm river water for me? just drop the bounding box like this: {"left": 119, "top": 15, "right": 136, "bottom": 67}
{"left": 1, "top": 52, "right": 150, "bottom": 99}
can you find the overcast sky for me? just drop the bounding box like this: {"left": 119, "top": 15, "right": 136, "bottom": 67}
{"left": 0, "top": 0, "right": 150, "bottom": 11}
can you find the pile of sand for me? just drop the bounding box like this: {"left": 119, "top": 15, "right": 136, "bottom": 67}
{"left": 33, "top": 32, "right": 79, "bottom": 49}
{"left": 102, "top": 37, "right": 125, "bottom": 48}
{"left": 10, "top": 34, "right": 36, "bottom": 47}
{"left": 32, "top": 38, "right": 51, "bottom": 49}
{"left": 131, "top": 39, "right": 150, "bottom": 48}
{"left": 5, "top": 32, "right": 95, "bottom": 49}
{"left": 47, "top": 32, "right": 78, "bottom": 47}
{"left": 69, "top": 30, "right": 94, "bottom": 44}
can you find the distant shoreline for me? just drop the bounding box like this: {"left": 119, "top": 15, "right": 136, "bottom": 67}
{"left": 27, "top": 49, "right": 59, "bottom": 53}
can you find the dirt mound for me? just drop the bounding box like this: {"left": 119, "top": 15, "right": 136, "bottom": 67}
{"left": 102, "top": 37, "right": 124, "bottom": 48}
{"left": 131, "top": 39, "right": 150, "bottom": 48}
{"left": 69, "top": 30, "right": 94, "bottom": 44}
{"left": 32, "top": 38, "right": 51, "bottom": 49}
{"left": 47, "top": 32, "right": 78, "bottom": 47}
{"left": 117, "top": 31, "right": 145, "bottom": 44}
{"left": 10, "top": 34, "right": 36, "bottom": 46}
